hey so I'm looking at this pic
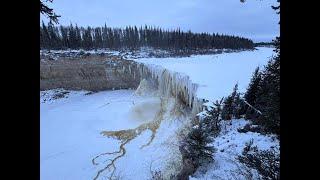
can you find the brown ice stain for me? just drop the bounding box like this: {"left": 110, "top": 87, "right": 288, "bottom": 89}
{"left": 92, "top": 98, "right": 166, "bottom": 180}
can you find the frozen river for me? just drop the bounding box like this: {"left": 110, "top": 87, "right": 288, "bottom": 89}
{"left": 40, "top": 47, "right": 275, "bottom": 180}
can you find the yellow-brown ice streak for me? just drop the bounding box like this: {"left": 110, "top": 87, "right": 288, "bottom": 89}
{"left": 92, "top": 98, "right": 166, "bottom": 180}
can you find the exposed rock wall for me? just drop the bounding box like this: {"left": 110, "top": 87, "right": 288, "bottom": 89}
{"left": 40, "top": 57, "right": 141, "bottom": 91}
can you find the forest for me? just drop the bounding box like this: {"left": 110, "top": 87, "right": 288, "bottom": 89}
{"left": 40, "top": 22, "right": 254, "bottom": 50}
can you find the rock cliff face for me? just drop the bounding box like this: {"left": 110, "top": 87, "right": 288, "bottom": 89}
{"left": 40, "top": 56, "right": 141, "bottom": 91}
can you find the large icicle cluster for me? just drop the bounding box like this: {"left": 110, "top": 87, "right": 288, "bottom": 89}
{"left": 137, "top": 63, "right": 204, "bottom": 116}
{"left": 102, "top": 58, "right": 204, "bottom": 116}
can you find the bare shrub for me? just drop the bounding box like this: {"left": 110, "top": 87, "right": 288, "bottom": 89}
{"left": 237, "top": 140, "right": 280, "bottom": 180}
{"left": 150, "top": 170, "right": 164, "bottom": 180}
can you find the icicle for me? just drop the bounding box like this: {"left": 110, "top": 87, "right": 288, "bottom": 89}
{"left": 136, "top": 62, "right": 204, "bottom": 117}
{"left": 129, "top": 65, "right": 132, "bottom": 75}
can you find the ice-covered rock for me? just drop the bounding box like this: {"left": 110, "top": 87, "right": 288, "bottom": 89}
{"left": 136, "top": 63, "right": 204, "bottom": 116}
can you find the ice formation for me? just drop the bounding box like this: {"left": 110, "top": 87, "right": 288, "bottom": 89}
{"left": 134, "top": 78, "right": 158, "bottom": 96}
{"left": 136, "top": 63, "right": 204, "bottom": 116}
{"left": 101, "top": 54, "right": 206, "bottom": 118}
{"left": 107, "top": 59, "right": 205, "bottom": 117}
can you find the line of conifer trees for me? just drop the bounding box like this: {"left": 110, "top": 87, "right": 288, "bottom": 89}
{"left": 40, "top": 22, "right": 254, "bottom": 50}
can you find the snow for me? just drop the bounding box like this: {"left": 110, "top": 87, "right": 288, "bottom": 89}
{"left": 40, "top": 47, "right": 244, "bottom": 61}
{"left": 190, "top": 119, "right": 279, "bottom": 180}
{"left": 40, "top": 49, "right": 121, "bottom": 61}
{"left": 41, "top": 47, "right": 277, "bottom": 180}
{"left": 41, "top": 89, "right": 135, "bottom": 180}
{"left": 40, "top": 89, "right": 190, "bottom": 180}
{"left": 135, "top": 47, "right": 275, "bottom": 102}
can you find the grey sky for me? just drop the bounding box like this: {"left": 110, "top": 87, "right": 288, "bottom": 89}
{"left": 40, "top": 0, "right": 279, "bottom": 42}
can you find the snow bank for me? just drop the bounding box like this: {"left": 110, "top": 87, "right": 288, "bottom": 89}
{"left": 190, "top": 119, "right": 279, "bottom": 180}
{"left": 40, "top": 47, "right": 244, "bottom": 61}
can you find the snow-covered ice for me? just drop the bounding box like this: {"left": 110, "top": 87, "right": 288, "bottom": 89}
{"left": 40, "top": 89, "right": 190, "bottom": 180}
{"left": 135, "top": 47, "right": 275, "bottom": 102}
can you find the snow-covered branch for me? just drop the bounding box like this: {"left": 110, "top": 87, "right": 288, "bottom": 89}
{"left": 243, "top": 100, "right": 262, "bottom": 115}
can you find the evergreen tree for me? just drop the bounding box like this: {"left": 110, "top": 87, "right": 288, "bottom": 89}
{"left": 82, "top": 27, "right": 93, "bottom": 50}
{"left": 101, "top": 24, "right": 108, "bottom": 48}
{"left": 221, "top": 96, "right": 233, "bottom": 120}
{"left": 40, "top": 21, "right": 50, "bottom": 49}
{"left": 222, "top": 84, "right": 239, "bottom": 120}
{"left": 75, "top": 25, "right": 82, "bottom": 48}
{"left": 232, "top": 91, "right": 242, "bottom": 119}
{"left": 244, "top": 67, "right": 261, "bottom": 105}
{"left": 182, "top": 125, "right": 216, "bottom": 169}
{"left": 254, "top": 58, "right": 280, "bottom": 135}
{"left": 40, "top": 0, "right": 60, "bottom": 24}
{"left": 39, "top": 23, "right": 255, "bottom": 50}
{"left": 220, "top": 83, "right": 247, "bottom": 120}
{"left": 202, "top": 98, "right": 224, "bottom": 137}
{"left": 47, "top": 23, "right": 61, "bottom": 49}
{"left": 93, "top": 27, "right": 103, "bottom": 49}
{"left": 68, "top": 24, "right": 77, "bottom": 49}
{"left": 244, "top": 67, "right": 262, "bottom": 119}
{"left": 60, "top": 26, "right": 69, "bottom": 49}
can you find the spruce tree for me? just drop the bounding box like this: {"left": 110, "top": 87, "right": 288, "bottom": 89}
{"left": 232, "top": 91, "right": 243, "bottom": 119}
{"left": 255, "top": 58, "right": 280, "bottom": 135}
{"left": 220, "top": 83, "right": 247, "bottom": 120}
{"left": 222, "top": 84, "right": 239, "bottom": 120}
{"left": 182, "top": 125, "right": 216, "bottom": 168}
{"left": 244, "top": 67, "right": 262, "bottom": 119}
{"left": 40, "top": 0, "right": 60, "bottom": 24}
{"left": 222, "top": 96, "right": 233, "bottom": 120}
{"left": 40, "top": 21, "right": 50, "bottom": 49}
{"left": 75, "top": 25, "right": 82, "bottom": 49}
{"left": 202, "top": 98, "right": 224, "bottom": 137}
{"left": 47, "top": 23, "right": 60, "bottom": 49}
{"left": 83, "top": 27, "right": 93, "bottom": 50}
{"left": 94, "top": 27, "right": 103, "bottom": 49}
{"left": 60, "top": 26, "right": 69, "bottom": 49}
{"left": 68, "top": 24, "right": 77, "bottom": 49}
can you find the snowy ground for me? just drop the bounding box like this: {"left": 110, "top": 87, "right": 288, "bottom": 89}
{"left": 190, "top": 119, "right": 279, "bottom": 180}
{"left": 40, "top": 89, "right": 190, "bottom": 180}
{"left": 135, "top": 47, "right": 275, "bottom": 102}
{"left": 40, "top": 47, "right": 245, "bottom": 61}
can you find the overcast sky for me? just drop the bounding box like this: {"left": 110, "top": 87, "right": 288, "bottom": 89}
{"left": 40, "top": 0, "right": 279, "bottom": 42}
